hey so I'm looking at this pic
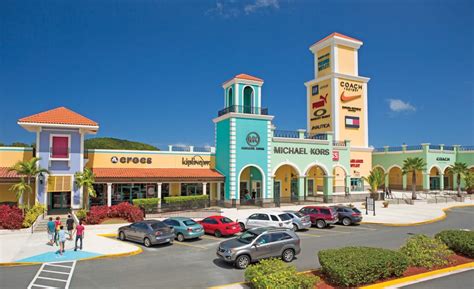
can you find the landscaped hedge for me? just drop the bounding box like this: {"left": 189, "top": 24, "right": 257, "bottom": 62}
{"left": 318, "top": 247, "right": 408, "bottom": 287}
{"left": 22, "top": 204, "right": 45, "bottom": 228}
{"left": 132, "top": 198, "right": 160, "bottom": 212}
{"left": 435, "top": 230, "right": 474, "bottom": 258}
{"left": 163, "top": 195, "right": 208, "bottom": 204}
{"left": 400, "top": 234, "right": 452, "bottom": 268}
{"left": 0, "top": 205, "right": 24, "bottom": 229}
{"left": 86, "top": 203, "right": 144, "bottom": 224}
{"left": 245, "top": 259, "right": 318, "bottom": 289}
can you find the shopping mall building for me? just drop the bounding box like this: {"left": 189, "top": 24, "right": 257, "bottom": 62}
{"left": 1, "top": 33, "right": 473, "bottom": 212}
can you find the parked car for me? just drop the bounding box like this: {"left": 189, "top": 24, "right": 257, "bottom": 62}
{"left": 216, "top": 227, "right": 301, "bottom": 269}
{"left": 284, "top": 210, "right": 312, "bottom": 231}
{"left": 331, "top": 205, "right": 363, "bottom": 226}
{"left": 197, "top": 216, "right": 241, "bottom": 237}
{"left": 298, "top": 206, "right": 338, "bottom": 229}
{"left": 118, "top": 220, "right": 175, "bottom": 247}
{"left": 238, "top": 212, "right": 293, "bottom": 231}
{"left": 163, "top": 217, "right": 205, "bottom": 241}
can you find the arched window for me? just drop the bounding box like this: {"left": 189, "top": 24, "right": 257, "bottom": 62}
{"left": 243, "top": 86, "right": 254, "bottom": 113}
{"left": 227, "top": 87, "right": 234, "bottom": 108}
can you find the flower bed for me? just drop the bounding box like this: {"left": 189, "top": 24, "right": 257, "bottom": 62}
{"left": 85, "top": 203, "right": 144, "bottom": 224}
{"left": 0, "top": 205, "right": 23, "bottom": 229}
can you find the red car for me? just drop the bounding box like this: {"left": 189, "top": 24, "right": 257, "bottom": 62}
{"left": 298, "top": 206, "right": 338, "bottom": 229}
{"left": 197, "top": 216, "right": 241, "bottom": 237}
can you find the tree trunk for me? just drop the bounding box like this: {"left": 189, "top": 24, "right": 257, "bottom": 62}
{"left": 457, "top": 174, "right": 462, "bottom": 198}
{"left": 412, "top": 171, "right": 417, "bottom": 200}
{"left": 27, "top": 177, "right": 31, "bottom": 208}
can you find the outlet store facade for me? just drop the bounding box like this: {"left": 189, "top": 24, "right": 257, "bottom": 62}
{"left": 1, "top": 33, "right": 473, "bottom": 211}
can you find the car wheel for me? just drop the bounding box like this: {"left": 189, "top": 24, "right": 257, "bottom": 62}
{"left": 176, "top": 233, "right": 185, "bottom": 242}
{"left": 235, "top": 255, "right": 251, "bottom": 269}
{"left": 316, "top": 220, "right": 326, "bottom": 229}
{"left": 214, "top": 230, "right": 222, "bottom": 238}
{"left": 342, "top": 217, "right": 352, "bottom": 226}
{"left": 119, "top": 231, "right": 126, "bottom": 241}
{"left": 282, "top": 248, "right": 295, "bottom": 262}
{"left": 292, "top": 223, "right": 298, "bottom": 231}
{"left": 143, "top": 237, "right": 152, "bottom": 247}
{"left": 239, "top": 222, "right": 246, "bottom": 231}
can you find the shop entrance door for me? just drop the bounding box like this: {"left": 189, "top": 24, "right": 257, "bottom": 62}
{"left": 251, "top": 181, "right": 261, "bottom": 199}
{"left": 430, "top": 177, "right": 440, "bottom": 190}
{"left": 274, "top": 181, "right": 281, "bottom": 206}
{"left": 290, "top": 179, "right": 299, "bottom": 201}
{"left": 49, "top": 192, "right": 71, "bottom": 213}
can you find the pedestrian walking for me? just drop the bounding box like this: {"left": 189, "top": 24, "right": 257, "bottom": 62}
{"left": 74, "top": 220, "right": 85, "bottom": 251}
{"left": 57, "top": 225, "right": 69, "bottom": 255}
{"left": 54, "top": 216, "right": 62, "bottom": 246}
{"left": 46, "top": 217, "right": 55, "bottom": 246}
{"left": 66, "top": 214, "right": 74, "bottom": 240}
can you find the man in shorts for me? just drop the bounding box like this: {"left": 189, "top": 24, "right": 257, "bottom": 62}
{"left": 47, "top": 217, "right": 55, "bottom": 245}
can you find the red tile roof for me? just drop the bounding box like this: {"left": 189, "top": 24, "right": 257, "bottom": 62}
{"left": 18, "top": 107, "right": 98, "bottom": 127}
{"left": 223, "top": 73, "right": 264, "bottom": 85}
{"left": 92, "top": 168, "right": 224, "bottom": 181}
{"left": 0, "top": 167, "right": 23, "bottom": 180}
{"left": 313, "top": 32, "right": 362, "bottom": 46}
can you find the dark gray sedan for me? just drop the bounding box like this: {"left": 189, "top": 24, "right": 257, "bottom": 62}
{"left": 118, "top": 220, "right": 175, "bottom": 247}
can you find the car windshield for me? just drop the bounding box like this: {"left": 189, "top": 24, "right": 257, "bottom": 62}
{"left": 237, "top": 231, "right": 259, "bottom": 244}
{"left": 352, "top": 208, "right": 361, "bottom": 214}
{"left": 151, "top": 222, "right": 167, "bottom": 230}
{"left": 279, "top": 213, "right": 291, "bottom": 221}
{"left": 221, "top": 217, "right": 234, "bottom": 224}
{"left": 183, "top": 220, "right": 197, "bottom": 226}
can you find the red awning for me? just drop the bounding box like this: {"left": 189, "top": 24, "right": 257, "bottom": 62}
{"left": 92, "top": 168, "right": 224, "bottom": 182}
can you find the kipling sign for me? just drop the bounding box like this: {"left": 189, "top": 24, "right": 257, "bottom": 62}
{"left": 182, "top": 156, "right": 211, "bottom": 167}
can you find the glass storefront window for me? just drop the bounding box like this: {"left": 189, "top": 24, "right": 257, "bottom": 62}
{"left": 350, "top": 178, "right": 364, "bottom": 192}
{"left": 90, "top": 184, "right": 106, "bottom": 206}
{"left": 181, "top": 183, "right": 204, "bottom": 196}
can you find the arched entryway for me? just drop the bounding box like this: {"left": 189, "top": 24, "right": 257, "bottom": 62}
{"left": 388, "top": 166, "right": 403, "bottom": 190}
{"left": 407, "top": 169, "right": 423, "bottom": 191}
{"left": 304, "top": 164, "right": 328, "bottom": 199}
{"left": 444, "top": 167, "right": 454, "bottom": 190}
{"left": 429, "top": 166, "right": 441, "bottom": 190}
{"left": 333, "top": 166, "right": 347, "bottom": 193}
{"left": 239, "top": 165, "right": 264, "bottom": 205}
{"left": 273, "top": 164, "right": 300, "bottom": 203}
{"left": 243, "top": 86, "right": 254, "bottom": 113}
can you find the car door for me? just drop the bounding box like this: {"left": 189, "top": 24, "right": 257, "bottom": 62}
{"left": 127, "top": 223, "right": 141, "bottom": 241}
{"left": 258, "top": 213, "right": 271, "bottom": 227}
{"left": 135, "top": 223, "right": 150, "bottom": 241}
{"left": 270, "top": 214, "right": 279, "bottom": 227}
{"left": 251, "top": 233, "right": 273, "bottom": 260}
{"left": 246, "top": 213, "right": 260, "bottom": 229}
{"left": 267, "top": 232, "right": 290, "bottom": 257}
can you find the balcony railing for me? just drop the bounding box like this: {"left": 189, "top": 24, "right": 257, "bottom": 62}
{"left": 332, "top": 140, "right": 346, "bottom": 147}
{"left": 444, "top": 145, "right": 455, "bottom": 151}
{"left": 305, "top": 133, "right": 328, "bottom": 140}
{"left": 406, "top": 145, "right": 422, "bottom": 151}
{"left": 274, "top": 130, "right": 299, "bottom": 138}
{"left": 217, "top": 105, "right": 268, "bottom": 117}
{"left": 429, "top": 144, "right": 441, "bottom": 150}
{"left": 460, "top": 145, "right": 474, "bottom": 151}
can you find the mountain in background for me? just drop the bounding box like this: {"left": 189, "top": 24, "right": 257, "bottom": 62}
{"left": 85, "top": 137, "right": 159, "bottom": 151}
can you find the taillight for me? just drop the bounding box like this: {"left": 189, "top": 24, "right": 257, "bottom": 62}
{"left": 226, "top": 226, "right": 231, "bottom": 230}
{"left": 187, "top": 228, "right": 193, "bottom": 232}
{"left": 352, "top": 213, "right": 360, "bottom": 216}
{"left": 155, "top": 231, "right": 162, "bottom": 236}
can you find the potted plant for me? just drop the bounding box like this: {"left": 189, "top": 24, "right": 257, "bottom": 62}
{"left": 383, "top": 201, "right": 389, "bottom": 208}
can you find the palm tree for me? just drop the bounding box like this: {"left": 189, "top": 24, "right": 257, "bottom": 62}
{"left": 448, "top": 162, "right": 468, "bottom": 197}
{"left": 464, "top": 171, "right": 474, "bottom": 194}
{"left": 9, "top": 178, "right": 32, "bottom": 211}
{"left": 75, "top": 168, "right": 96, "bottom": 209}
{"left": 362, "top": 169, "right": 386, "bottom": 200}
{"left": 9, "top": 157, "right": 50, "bottom": 207}
{"left": 402, "top": 157, "right": 426, "bottom": 200}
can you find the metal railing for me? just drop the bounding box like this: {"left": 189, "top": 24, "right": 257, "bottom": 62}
{"left": 387, "top": 146, "right": 403, "bottom": 152}
{"left": 429, "top": 144, "right": 441, "bottom": 150}
{"left": 405, "top": 145, "right": 422, "bottom": 150}
{"left": 332, "top": 140, "right": 346, "bottom": 147}
{"left": 192, "top": 146, "right": 212, "bottom": 153}
{"left": 305, "top": 133, "right": 328, "bottom": 140}
{"left": 171, "top": 146, "right": 191, "bottom": 152}
{"left": 273, "top": 130, "right": 299, "bottom": 138}
{"left": 460, "top": 145, "right": 474, "bottom": 151}
{"left": 373, "top": 147, "right": 385, "bottom": 152}
{"left": 444, "top": 145, "right": 455, "bottom": 151}
{"left": 217, "top": 105, "right": 268, "bottom": 117}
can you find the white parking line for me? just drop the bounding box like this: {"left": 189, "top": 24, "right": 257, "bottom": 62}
{"left": 28, "top": 261, "right": 77, "bottom": 289}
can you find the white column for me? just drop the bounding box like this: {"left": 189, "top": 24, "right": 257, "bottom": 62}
{"left": 157, "top": 183, "right": 162, "bottom": 200}
{"left": 217, "top": 182, "right": 221, "bottom": 200}
{"left": 203, "top": 182, "right": 207, "bottom": 195}
{"left": 107, "top": 183, "right": 112, "bottom": 207}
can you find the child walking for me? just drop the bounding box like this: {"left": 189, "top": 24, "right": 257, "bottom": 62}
{"left": 57, "top": 225, "right": 69, "bottom": 255}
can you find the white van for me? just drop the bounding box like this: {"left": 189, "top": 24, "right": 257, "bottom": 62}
{"left": 239, "top": 212, "right": 293, "bottom": 231}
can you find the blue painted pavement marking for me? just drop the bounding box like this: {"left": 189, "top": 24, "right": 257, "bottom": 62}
{"left": 17, "top": 250, "right": 102, "bottom": 263}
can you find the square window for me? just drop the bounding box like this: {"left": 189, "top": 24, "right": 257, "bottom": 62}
{"left": 51, "top": 136, "right": 69, "bottom": 158}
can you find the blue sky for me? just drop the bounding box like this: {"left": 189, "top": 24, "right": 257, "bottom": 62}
{"left": 1, "top": 0, "right": 473, "bottom": 148}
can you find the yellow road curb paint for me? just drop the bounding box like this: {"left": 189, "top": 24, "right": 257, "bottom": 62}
{"left": 360, "top": 262, "right": 474, "bottom": 289}
{"left": 361, "top": 204, "right": 474, "bottom": 227}
{"left": 0, "top": 262, "right": 40, "bottom": 267}
{"left": 208, "top": 281, "right": 247, "bottom": 289}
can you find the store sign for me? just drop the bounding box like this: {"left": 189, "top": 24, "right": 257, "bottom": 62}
{"left": 182, "top": 155, "right": 211, "bottom": 167}
{"left": 332, "top": 150, "right": 339, "bottom": 161}
{"left": 310, "top": 80, "right": 332, "bottom": 133}
{"left": 111, "top": 156, "right": 152, "bottom": 164}
{"left": 242, "top": 132, "right": 264, "bottom": 151}
{"left": 345, "top": 116, "right": 360, "bottom": 128}
{"left": 318, "top": 52, "right": 330, "bottom": 72}
{"left": 350, "top": 159, "right": 363, "bottom": 168}
{"left": 340, "top": 81, "right": 363, "bottom": 102}
{"left": 274, "top": 146, "right": 330, "bottom": 156}
{"left": 436, "top": 157, "right": 450, "bottom": 161}
{"left": 311, "top": 85, "right": 319, "bottom": 96}
{"left": 342, "top": 105, "right": 361, "bottom": 113}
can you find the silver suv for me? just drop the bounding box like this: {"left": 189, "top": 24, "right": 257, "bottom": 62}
{"left": 216, "top": 227, "right": 301, "bottom": 269}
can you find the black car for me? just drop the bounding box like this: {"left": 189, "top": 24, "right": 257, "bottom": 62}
{"left": 331, "top": 206, "right": 363, "bottom": 226}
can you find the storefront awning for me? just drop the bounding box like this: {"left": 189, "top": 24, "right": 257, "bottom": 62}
{"left": 92, "top": 168, "right": 225, "bottom": 182}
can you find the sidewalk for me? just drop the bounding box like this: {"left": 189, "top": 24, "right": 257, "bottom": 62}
{"left": 0, "top": 223, "right": 140, "bottom": 264}
{"left": 220, "top": 199, "right": 474, "bottom": 225}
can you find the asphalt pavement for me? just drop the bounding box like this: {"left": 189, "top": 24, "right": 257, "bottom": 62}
{"left": 0, "top": 207, "right": 473, "bottom": 289}
{"left": 401, "top": 269, "right": 474, "bottom": 289}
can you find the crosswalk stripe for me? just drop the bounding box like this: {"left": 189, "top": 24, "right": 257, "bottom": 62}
{"left": 37, "top": 276, "right": 67, "bottom": 282}
{"left": 41, "top": 269, "right": 71, "bottom": 275}
{"left": 31, "top": 284, "right": 60, "bottom": 288}
{"left": 28, "top": 260, "right": 77, "bottom": 289}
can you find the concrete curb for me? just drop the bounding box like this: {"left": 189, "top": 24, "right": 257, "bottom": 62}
{"left": 360, "top": 204, "right": 474, "bottom": 226}
{"left": 360, "top": 262, "right": 474, "bottom": 289}
{"left": 0, "top": 233, "right": 142, "bottom": 267}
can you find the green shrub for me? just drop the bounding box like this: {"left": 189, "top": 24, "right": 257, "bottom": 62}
{"left": 132, "top": 198, "right": 160, "bottom": 212}
{"left": 244, "top": 259, "right": 318, "bottom": 289}
{"left": 318, "top": 247, "right": 408, "bottom": 287}
{"left": 400, "top": 234, "right": 452, "bottom": 268}
{"left": 163, "top": 195, "right": 208, "bottom": 204}
{"left": 22, "top": 204, "right": 45, "bottom": 228}
{"left": 435, "top": 230, "right": 474, "bottom": 258}
{"left": 75, "top": 209, "right": 88, "bottom": 221}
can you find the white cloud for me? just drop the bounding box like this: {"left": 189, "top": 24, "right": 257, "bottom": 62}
{"left": 244, "top": 0, "right": 280, "bottom": 14}
{"left": 387, "top": 99, "right": 416, "bottom": 112}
